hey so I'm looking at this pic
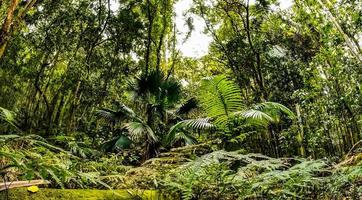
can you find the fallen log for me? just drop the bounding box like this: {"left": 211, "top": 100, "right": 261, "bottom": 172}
{"left": 0, "top": 180, "right": 49, "bottom": 191}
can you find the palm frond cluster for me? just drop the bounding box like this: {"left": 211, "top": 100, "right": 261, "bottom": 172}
{"left": 95, "top": 71, "right": 212, "bottom": 158}
{"left": 95, "top": 75, "right": 295, "bottom": 158}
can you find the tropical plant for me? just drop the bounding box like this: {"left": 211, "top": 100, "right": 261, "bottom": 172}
{"left": 0, "top": 134, "right": 109, "bottom": 189}
{"left": 199, "top": 76, "right": 245, "bottom": 126}
{"left": 199, "top": 75, "right": 295, "bottom": 153}
{"left": 161, "top": 150, "right": 332, "bottom": 200}
{"left": 52, "top": 135, "right": 99, "bottom": 159}
{"left": 164, "top": 118, "right": 214, "bottom": 146}
{"left": 96, "top": 70, "right": 213, "bottom": 159}
{"left": 199, "top": 75, "right": 295, "bottom": 127}
{"left": 0, "top": 106, "right": 21, "bottom": 132}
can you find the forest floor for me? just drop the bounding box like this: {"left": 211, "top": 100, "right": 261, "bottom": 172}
{"left": 2, "top": 141, "right": 362, "bottom": 200}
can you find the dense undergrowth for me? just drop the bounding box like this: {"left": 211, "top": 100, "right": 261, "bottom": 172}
{"left": 147, "top": 147, "right": 362, "bottom": 199}
{"left": 2, "top": 135, "right": 362, "bottom": 199}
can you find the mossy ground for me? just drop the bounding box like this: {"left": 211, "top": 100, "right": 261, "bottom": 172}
{"left": 1, "top": 188, "right": 162, "bottom": 200}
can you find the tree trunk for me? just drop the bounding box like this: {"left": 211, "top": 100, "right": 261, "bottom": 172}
{"left": 0, "top": 0, "right": 20, "bottom": 59}
{"left": 296, "top": 104, "right": 305, "bottom": 157}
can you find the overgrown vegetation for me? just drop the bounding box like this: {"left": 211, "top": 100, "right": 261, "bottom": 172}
{"left": 0, "top": 0, "right": 361, "bottom": 199}
{"left": 160, "top": 150, "right": 362, "bottom": 199}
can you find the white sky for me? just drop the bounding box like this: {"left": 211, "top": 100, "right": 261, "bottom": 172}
{"left": 111, "top": 0, "right": 293, "bottom": 58}
{"left": 175, "top": 0, "right": 294, "bottom": 58}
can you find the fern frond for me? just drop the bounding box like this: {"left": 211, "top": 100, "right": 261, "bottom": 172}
{"left": 199, "top": 75, "right": 244, "bottom": 126}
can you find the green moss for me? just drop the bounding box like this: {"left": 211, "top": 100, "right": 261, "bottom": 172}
{"left": 2, "top": 188, "right": 164, "bottom": 200}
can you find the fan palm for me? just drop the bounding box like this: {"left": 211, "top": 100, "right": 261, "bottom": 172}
{"left": 165, "top": 118, "right": 214, "bottom": 146}
{"left": 95, "top": 104, "right": 151, "bottom": 149}
{"left": 175, "top": 98, "right": 199, "bottom": 116}
{"left": 96, "top": 70, "right": 210, "bottom": 159}
{"left": 127, "top": 70, "right": 182, "bottom": 109}
{"left": 96, "top": 103, "right": 213, "bottom": 157}
{"left": 238, "top": 102, "right": 295, "bottom": 125}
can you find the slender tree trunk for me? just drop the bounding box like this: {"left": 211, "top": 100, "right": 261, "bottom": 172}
{"left": 67, "top": 80, "right": 81, "bottom": 132}
{"left": 144, "top": 0, "right": 154, "bottom": 74}
{"left": 317, "top": 0, "right": 362, "bottom": 62}
{"left": 155, "top": 0, "right": 168, "bottom": 73}
{"left": 295, "top": 104, "right": 305, "bottom": 157}
{"left": 53, "top": 94, "right": 64, "bottom": 127}
{"left": 0, "top": 0, "right": 20, "bottom": 59}
{"left": 0, "top": 0, "right": 37, "bottom": 59}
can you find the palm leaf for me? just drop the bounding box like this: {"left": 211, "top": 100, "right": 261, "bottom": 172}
{"left": 95, "top": 104, "right": 135, "bottom": 125}
{"left": 236, "top": 102, "right": 295, "bottom": 126}
{"left": 174, "top": 132, "right": 198, "bottom": 145}
{"left": 165, "top": 118, "right": 214, "bottom": 145}
{"left": 176, "top": 98, "right": 199, "bottom": 115}
{"left": 161, "top": 77, "right": 182, "bottom": 106}
{"left": 237, "top": 109, "right": 274, "bottom": 126}
{"left": 127, "top": 70, "right": 182, "bottom": 106}
{"left": 253, "top": 102, "right": 296, "bottom": 119}
{"left": 124, "top": 121, "right": 158, "bottom": 143}
{"left": 101, "top": 134, "right": 132, "bottom": 152}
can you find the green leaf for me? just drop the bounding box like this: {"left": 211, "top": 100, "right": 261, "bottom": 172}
{"left": 165, "top": 118, "right": 214, "bottom": 145}
{"left": 199, "top": 75, "right": 244, "bottom": 126}
{"left": 124, "top": 121, "right": 158, "bottom": 142}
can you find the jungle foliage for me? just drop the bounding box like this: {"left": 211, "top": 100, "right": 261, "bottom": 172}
{"left": 0, "top": 0, "right": 361, "bottom": 199}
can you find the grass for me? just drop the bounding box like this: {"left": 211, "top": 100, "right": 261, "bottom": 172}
{"left": 1, "top": 188, "right": 162, "bottom": 200}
